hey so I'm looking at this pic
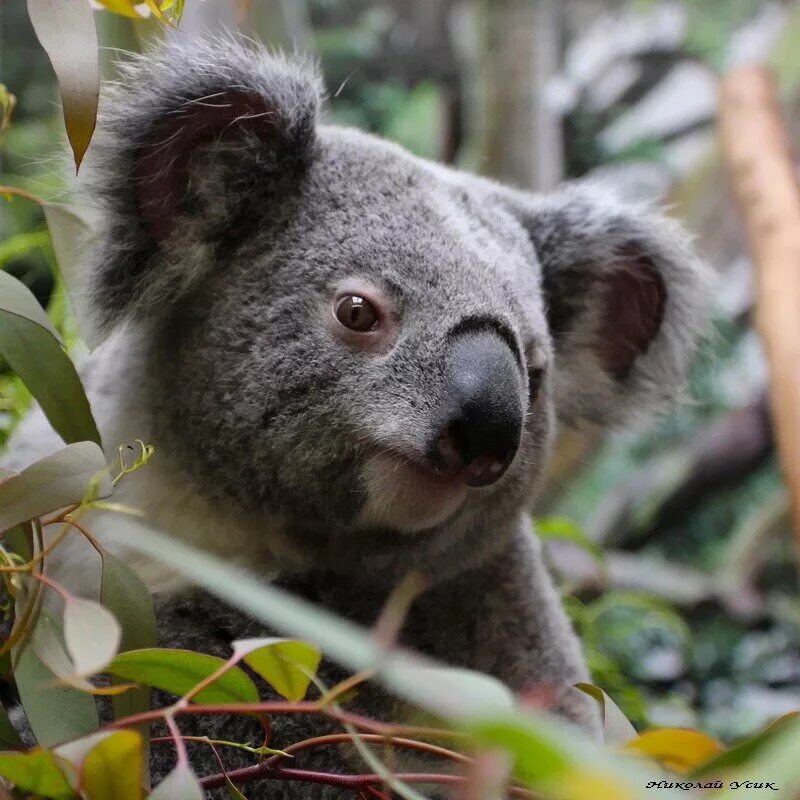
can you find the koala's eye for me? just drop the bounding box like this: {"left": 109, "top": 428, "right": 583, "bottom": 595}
{"left": 335, "top": 295, "right": 379, "bottom": 332}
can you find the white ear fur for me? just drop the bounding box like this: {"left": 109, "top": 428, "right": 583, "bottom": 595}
{"left": 526, "top": 181, "right": 711, "bottom": 427}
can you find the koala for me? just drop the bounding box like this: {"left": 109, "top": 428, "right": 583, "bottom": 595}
{"left": 4, "top": 34, "right": 707, "bottom": 798}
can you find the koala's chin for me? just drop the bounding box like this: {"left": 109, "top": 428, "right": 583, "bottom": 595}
{"left": 357, "top": 451, "right": 470, "bottom": 533}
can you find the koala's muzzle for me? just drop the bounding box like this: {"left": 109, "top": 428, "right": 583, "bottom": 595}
{"left": 432, "top": 331, "right": 524, "bottom": 487}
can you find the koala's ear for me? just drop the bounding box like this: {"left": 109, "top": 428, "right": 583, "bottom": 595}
{"left": 84, "top": 34, "right": 321, "bottom": 329}
{"left": 522, "top": 182, "right": 709, "bottom": 426}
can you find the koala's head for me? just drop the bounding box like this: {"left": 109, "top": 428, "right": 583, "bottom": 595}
{"left": 85, "top": 36, "right": 707, "bottom": 577}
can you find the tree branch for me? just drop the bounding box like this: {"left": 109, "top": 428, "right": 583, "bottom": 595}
{"left": 720, "top": 65, "right": 800, "bottom": 552}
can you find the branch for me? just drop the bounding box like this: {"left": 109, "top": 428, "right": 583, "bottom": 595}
{"left": 108, "top": 700, "right": 463, "bottom": 743}
{"left": 584, "top": 392, "right": 773, "bottom": 548}
{"left": 720, "top": 65, "right": 800, "bottom": 552}
{"left": 200, "top": 764, "right": 536, "bottom": 798}
{"left": 548, "top": 546, "right": 719, "bottom": 608}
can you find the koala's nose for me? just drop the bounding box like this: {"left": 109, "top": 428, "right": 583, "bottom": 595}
{"left": 433, "top": 331, "right": 524, "bottom": 487}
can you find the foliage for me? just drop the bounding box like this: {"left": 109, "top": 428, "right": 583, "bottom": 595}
{"left": 0, "top": 398, "right": 798, "bottom": 796}
{"left": 1, "top": 0, "right": 799, "bottom": 797}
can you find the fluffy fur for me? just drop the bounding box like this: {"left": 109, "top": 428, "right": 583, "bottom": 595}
{"left": 4, "top": 33, "right": 709, "bottom": 798}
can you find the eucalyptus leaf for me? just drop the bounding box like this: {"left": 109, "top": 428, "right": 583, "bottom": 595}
{"left": 0, "top": 189, "right": 99, "bottom": 347}
{"left": 0, "top": 748, "right": 74, "bottom": 799}
{"left": 712, "top": 716, "right": 800, "bottom": 800}
{"left": 82, "top": 729, "right": 143, "bottom": 800}
{"left": 13, "top": 641, "right": 99, "bottom": 747}
{"left": 26, "top": 0, "right": 100, "bottom": 171}
{"left": 39, "top": 202, "right": 101, "bottom": 348}
{"left": 693, "top": 712, "right": 800, "bottom": 777}
{"left": 0, "top": 702, "right": 23, "bottom": 750}
{"left": 63, "top": 597, "right": 121, "bottom": 676}
{"left": 0, "top": 313, "right": 101, "bottom": 447}
{"left": 0, "top": 269, "right": 60, "bottom": 342}
{"left": 107, "top": 648, "right": 259, "bottom": 704}
{"left": 4, "top": 523, "right": 33, "bottom": 561}
{"left": 233, "top": 638, "right": 321, "bottom": 702}
{"left": 101, "top": 553, "right": 157, "bottom": 723}
{"left": 0, "top": 442, "right": 110, "bottom": 533}
{"left": 55, "top": 730, "right": 114, "bottom": 774}
{"left": 147, "top": 763, "right": 204, "bottom": 799}
{"left": 31, "top": 606, "right": 82, "bottom": 683}
{"left": 576, "top": 683, "right": 637, "bottom": 745}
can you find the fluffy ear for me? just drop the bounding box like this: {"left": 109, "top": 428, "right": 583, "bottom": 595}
{"left": 524, "top": 182, "right": 709, "bottom": 426}
{"left": 84, "top": 34, "right": 322, "bottom": 330}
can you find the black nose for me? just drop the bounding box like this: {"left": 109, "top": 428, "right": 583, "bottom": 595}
{"left": 432, "top": 331, "right": 524, "bottom": 487}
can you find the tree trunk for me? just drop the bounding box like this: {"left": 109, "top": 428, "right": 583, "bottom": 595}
{"left": 177, "top": 0, "right": 311, "bottom": 53}
{"left": 476, "top": 0, "right": 563, "bottom": 189}
{"left": 720, "top": 66, "right": 800, "bottom": 552}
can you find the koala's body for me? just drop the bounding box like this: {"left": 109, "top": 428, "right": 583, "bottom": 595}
{"left": 5, "top": 35, "right": 707, "bottom": 798}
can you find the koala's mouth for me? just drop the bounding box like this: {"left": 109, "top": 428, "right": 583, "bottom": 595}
{"left": 357, "top": 449, "right": 469, "bottom": 534}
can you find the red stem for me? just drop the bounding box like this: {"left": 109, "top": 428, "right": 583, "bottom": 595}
{"left": 202, "top": 765, "right": 462, "bottom": 792}
{"left": 201, "top": 765, "right": 536, "bottom": 798}
{"left": 108, "top": 700, "right": 460, "bottom": 741}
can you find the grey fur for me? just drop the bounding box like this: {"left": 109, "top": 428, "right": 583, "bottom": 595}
{"left": 5, "top": 33, "right": 709, "bottom": 798}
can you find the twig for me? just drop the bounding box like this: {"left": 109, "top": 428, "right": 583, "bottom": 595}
{"left": 260, "top": 733, "right": 470, "bottom": 768}
{"left": 108, "top": 700, "right": 466, "bottom": 743}
{"left": 200, "top": 765, "right": 537, "bottom": 798}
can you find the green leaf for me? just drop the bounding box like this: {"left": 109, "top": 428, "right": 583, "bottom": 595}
{"left": 15, "top": 631, "right": 100, "bottom": 747}
{"left": 0, "top": 442, "right": 110, "bottom": 533}
{"left": 712, "top": 715, "right": 800, "bottom": 800}
{"left": 0, "top": 189, "right": 99, "bottom": 348}
{"left": 0, "top": 703, "right": 23, "bottom": 750}
{"left": 0, "top": 269, "right": 61, "bottom": 342}
{"left": 39, "top": 202, "right": 101, "bottom": 348}
{"left": 55, "top": 730, "right": 114, "bottom": 774}
{"left": 469, "top": 717, "right": 570, "bottom": 786}
{"left": 26, "top": 0, "right": 100, "bottom": 171}
{"left": 0, "top": 748, "right": 74, "bottom": 799}
{"left": 576, "top": 683, "right": 637, "bottom": 745}
{"left": 31, "top": 607, "right": 84, "bottom": 684}
{"left": 0, "top": 84, "right": 15, "bottom": 137}
{"left": 233, "top": 638, "right": 321, "bottom": 702}
{"left": 147, "top": 763, "right": 203, "bottom": 799}
{"left": 101, "top": 553, "right": 157, "bottom": 723}
{"left": 0, "top": 312, "right": 101, "bottom": 447}
{"left": 63, "top": 598, "right": 121, "bottom": 676}
{"left": 536, "top": 516, "right": 604, "bottom": 563}
{"left": 693, "top": 712, "right": 800, "bottom": 777}
{"left": 82, "top": 729, "right": 144, "bottom": 800}
{"left": 4, "top": 523, "right": 33, "bottom": 561}
{"left": 106, "top": 648, "right": 259, "bottom": 705}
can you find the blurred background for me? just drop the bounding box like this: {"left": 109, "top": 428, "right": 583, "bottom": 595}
{"left": 2, "top": 0, "right": 800, "bottom": 743}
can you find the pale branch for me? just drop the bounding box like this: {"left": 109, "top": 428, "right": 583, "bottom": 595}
{"left": 720, "top": 65, "right": 800, "bottom": 553}
{"left": 584, "top": 392, "right": 773, "bottom": 548}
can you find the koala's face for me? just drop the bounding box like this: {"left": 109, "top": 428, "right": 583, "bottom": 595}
{"left": 152, "top": 129, "right": 552, "bottom": 541}
{"left": 87, "top": 38, "right": 706, "bottom": 572}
